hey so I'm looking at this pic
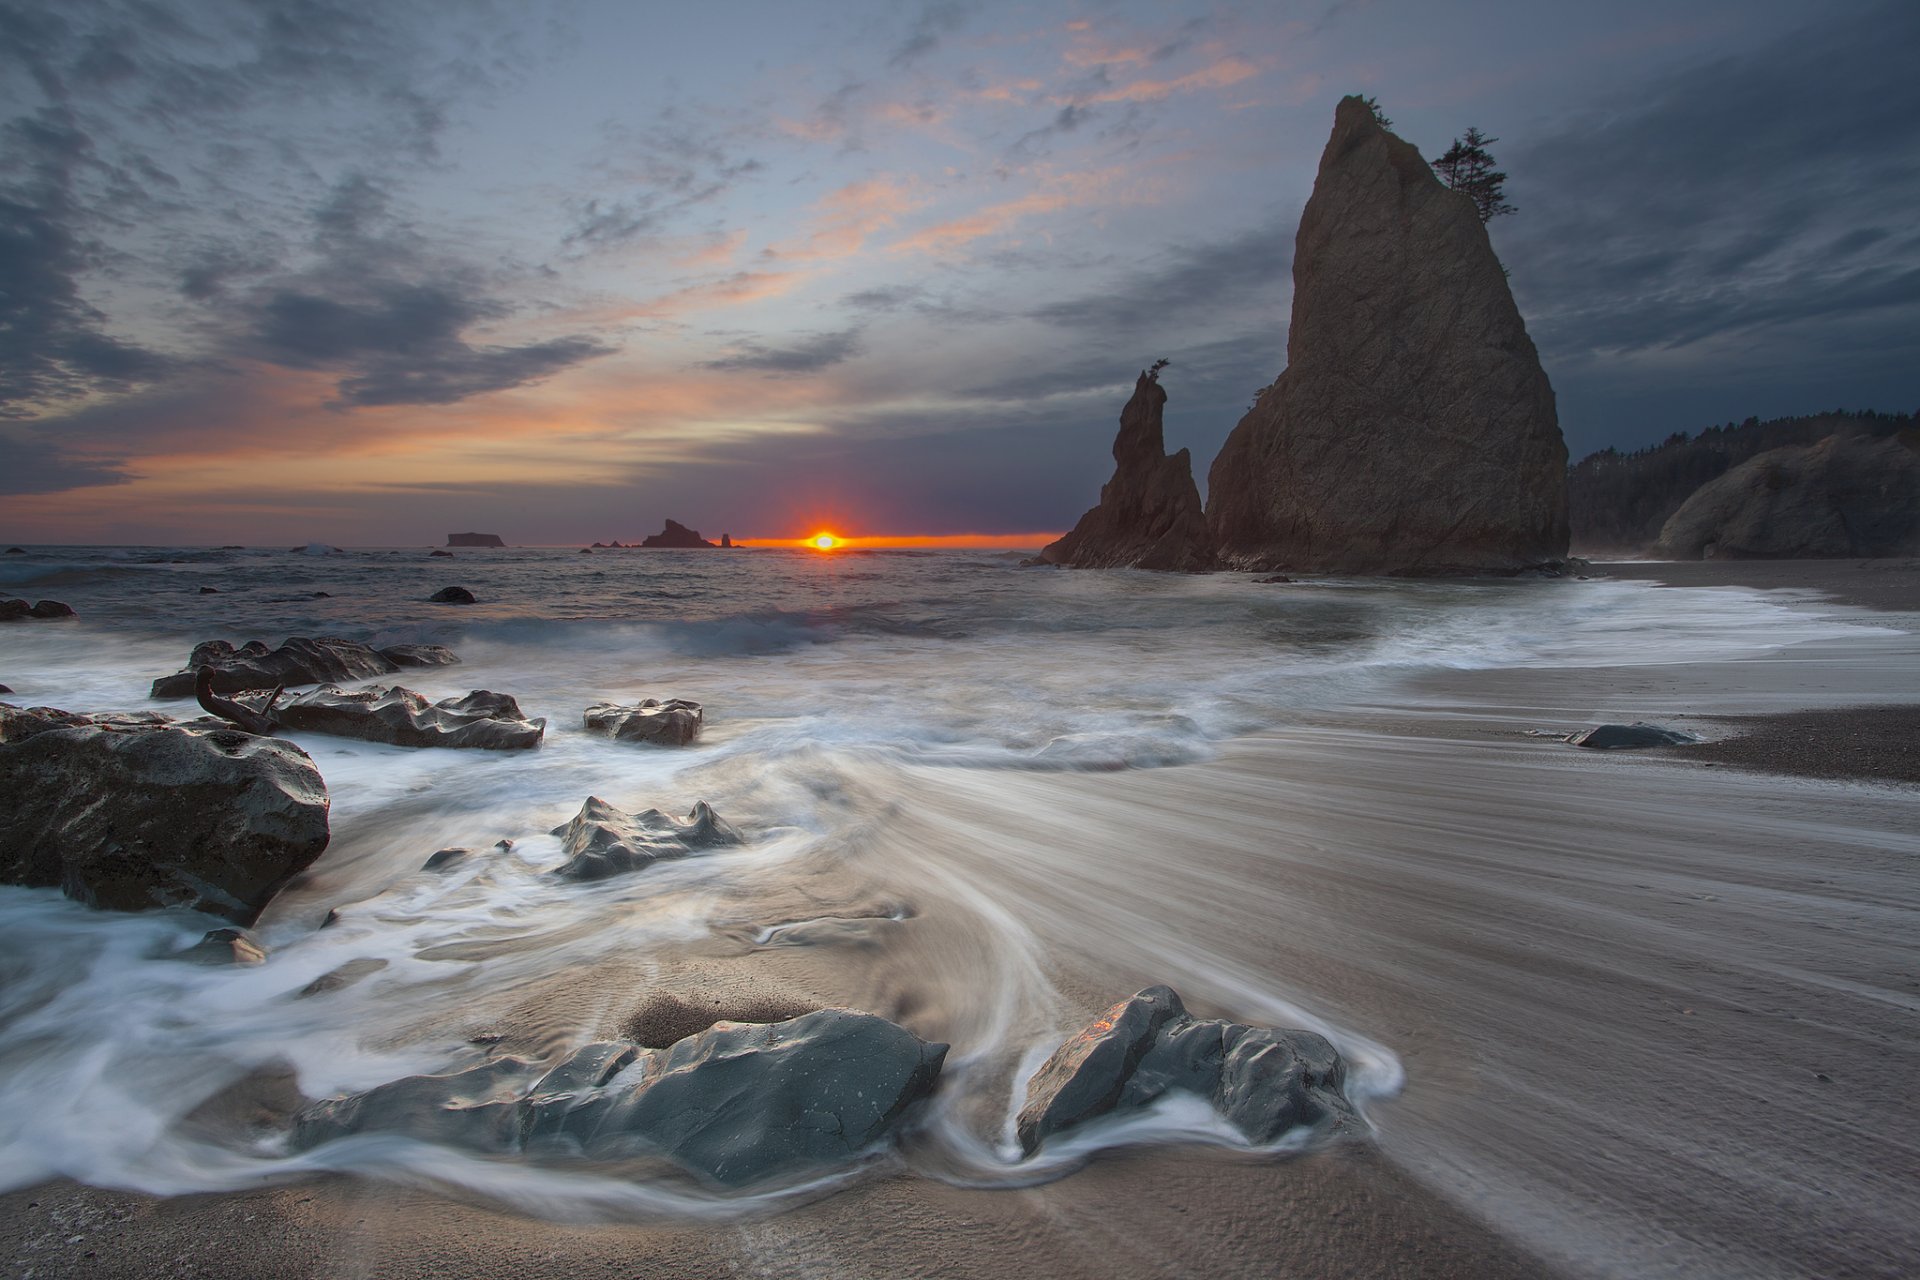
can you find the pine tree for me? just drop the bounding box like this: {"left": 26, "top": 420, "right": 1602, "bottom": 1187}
{"left": 1431, "top": 127, "right": 1515, "bottom": 222}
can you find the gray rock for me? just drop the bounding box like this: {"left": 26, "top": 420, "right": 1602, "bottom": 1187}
{"left": 1568, "top": 722, "right": 1700, "bottom": 750}
{"left": 234, "top": 684, "right": 545, "bottom": 750}
{"left": 583, "top": 698, "right": 704, "bottom": 746}
{"left": 1653, "top": 433, "right": 1920, "bottom": 560}
{"left": 378, "top": 644, "right": 462, "bottom": 668}
{"left": 1041, "top": 372, "right": 1216, "bottom": 572}
{"left": 152, "top": 636, "right": 401, "bottom": 699}
{"left": 1015, "top": 986, "right": 1353, "bottom": 1155}
{"left": 0, "top": 704, "right": 330, "bottom": 924}
{"left": 550, "top": 796, "right": 741, "bottom": 881}
{"left": 0, "top": 598, "right": 76, "bottom": 621}
{"left": 1206, "top": 96, "right": 1568, "bottom": 574}
{"left": 428, "top": 586, "right": 476, "bottom": 604}
{"left": 294, "top": 1008, "right": 948, "bottom": 1187}
{"left": 179, "top": 927, "right": 267, "bottom": 965}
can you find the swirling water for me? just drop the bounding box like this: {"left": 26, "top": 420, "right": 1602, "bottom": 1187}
{"left": 0, "top": 544, "right": 1889, "bottom": 1224}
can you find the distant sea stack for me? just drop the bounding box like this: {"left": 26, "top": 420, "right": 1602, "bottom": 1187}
{"left": 1653, "top": 433, "right": 1920, "bottom": 560}
{"left": 641, "top": 520, "right": 719, "bottom": 548}
{"left": 1206, "top": 96, "right": 1568, "bottom": 574}
{"left": 446, "top": 532, "right": 505, "bottom": 548}
{"left": 1042, "top": 371, "right": 1215, "bottom": 571}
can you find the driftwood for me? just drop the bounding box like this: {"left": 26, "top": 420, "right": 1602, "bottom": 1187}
{"left": 194, "top": 666, "right": 284, "bottom": 736}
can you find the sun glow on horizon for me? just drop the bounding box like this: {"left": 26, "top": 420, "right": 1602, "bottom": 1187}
{"left": 809, "top": 532, "right": 842, "bottom": 550}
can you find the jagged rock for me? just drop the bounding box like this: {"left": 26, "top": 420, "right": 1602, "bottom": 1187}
{"left": 1206, "top": 96, "right": 1568, "bottom": 574}
{"left": 0, "top": 704, "right": 330, "bottom": 924}
{"left": 429, "top": 549, "right": 454, "bottom": 557}
{"left": 446, "top": 533, "right": 505, "bottom": 548}
{"left": 583, "top": 698, "right": 704, "bottom": 747}
{"left": 720, "top": 533, "right": 734, "bottom": 548}
{"left": 428, "top": 585, "right": 476, "bottom": 604}
{"left": 640, "top": 519, "right": 718, "bottom": 548}
{"left": 232, "top": 685, "right": 545, "bottom": 750}
{"left": 378, "top": 644, "right": 461, "bottom": 668}
{"left": 1041, "top": 372, "right": 1216, "bottom": 572}
{"left": 550, "top": 796, "right": 741, "bottom": 881}
{"left": 1652, "top": 433, "right": 1920, "bottom": 560}
{"left": 179, "top": 927, "right": 267, "bottom": 965}
{"left": 293, "top": 1008, "right": 948, "bottom": 1186}
{"left": 1568, "top": 722, "right": 1700, "bottom": 750}
{"left": 152, "top": 636, "right": 402, "bottom": 699}
{"left": 1015, "top": 986, "right": 1353, "bottom": 1155}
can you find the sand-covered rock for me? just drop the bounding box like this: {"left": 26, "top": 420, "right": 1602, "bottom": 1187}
{"left": 0, "top": 705, "right": 329, "bottom": 924}
{"left": 1206, "top": 96, "right": 1568, "bottom": 574}
{"left": 232, "top": 685, "right": 544, "bottom": 750}
{"left": 1041, "top": 372, "right": 1216, "bottom": 572}
{"left": 583, "top": 697, "right": 704, "bottom": 746}
{"left": 1015, "top": 986, "right": 1352, "bottom": 1155}
{"left": 151, "top": 636, "right": 405, "bottom": 699}
{"left": 1652, "top": 433, "right": 1920, "bottom": 560}
{"left": 293, "top": 1008, "right": 948, "bottom": 1186}
{"left": 550, "top": 796, "right": 741, "bottom": 881}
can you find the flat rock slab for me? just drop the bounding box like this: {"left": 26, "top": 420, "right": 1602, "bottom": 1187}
{"left": 583, "top": 698, "right": 704, "bottom": 746}
{"left": 1568, "top": 722, "right": 1701, "bottom": 750}
{"left": 293, "top": 1008, "right": 948, "bottom": 1187}
{"left": 550, "top": 796, "right": 741, "bottom": 881}
{"left": 152, "top": 636, "right": 426, "bottom": 699}
{"left": 236, "top": 685, "right": 544, "bottom": 750}
{"left": 1016, "top": 986, "right": 1353, "bottom": 1155}
{"left": 0, "top": 704, "right": 329, "bottom": 924}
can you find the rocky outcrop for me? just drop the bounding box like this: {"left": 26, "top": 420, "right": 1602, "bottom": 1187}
{"left": 550, "top": 796, "right": 741, "bottom": 881}
{"left": 1041, "top": 373, "right": 1216, "bottom": 572}
{"left": 292, "top": 1008, "right": 948, "bottom": 1186}
{"left": 640, "top": 520, "right": 718, "bottom": 548}
{"left": 226, "top": 685, "right": 545, "bottom": 750}
{"left": 446, "top": 532, "right": 505, "bottom": 548}
{"left": 1015, "top": 986, "right": 1353, "bottom": 1155}
{"left": 152, "top": 637, "right": 460, "bottom": 699}
{"left": 583, "top": 698, "right": 704, "bottom": 746}
{"left": 0, "top": 598, "right": 76, "bottom": 621}
{"left": 428, "top": 585, "right": 476, "bottom": 604}
{"left": 1206, "top": 96, "right": 1568, "bottom": 574}
{"left": 1652, "top": 433, "right": 1920, "bottom": 560}
{"left": 0, "top": 704, "right": 330, "bottom": 924}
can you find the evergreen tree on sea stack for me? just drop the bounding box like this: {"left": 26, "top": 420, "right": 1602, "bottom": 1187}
{"left": 1431, "top": 127, "right": 1515, "bottom": 223}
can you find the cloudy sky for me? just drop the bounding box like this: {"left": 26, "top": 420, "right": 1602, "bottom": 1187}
{"left": 3, "top": 0, "right": 1915, "bottom": 545}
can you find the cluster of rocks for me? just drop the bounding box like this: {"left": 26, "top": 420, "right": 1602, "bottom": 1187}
{"left": 0, "top": 598, "right": 75, "bottom": 621}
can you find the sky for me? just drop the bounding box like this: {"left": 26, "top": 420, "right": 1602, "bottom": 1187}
{"left": 2, "top": 0, "right": 1916, "bottom": 546}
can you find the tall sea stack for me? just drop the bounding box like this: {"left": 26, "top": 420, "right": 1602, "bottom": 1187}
{"left": 1206, "top": 96, "right": 1568, "bottom": 574}
{"left": 1041, "top": 371, "right": 1215, "bottom": 572}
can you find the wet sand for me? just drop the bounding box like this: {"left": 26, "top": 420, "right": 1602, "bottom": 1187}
{"left": 1593, "top": 556, "right": 1920, "bottom": 612}
{"left": 6, "top": 560, "right": 1918, "bottom": 1279}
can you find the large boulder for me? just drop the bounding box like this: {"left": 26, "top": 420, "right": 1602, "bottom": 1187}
{"left": 151, "top": 636, "right": 404, "bottom": 699}
{"left": 583, "top": 697, "right": 704, "bottom": 746}
{"left": 550, "top": 796, "right": 741, "bottom": 881}
{"left": 1652, "top": 433, "right": 1920, "bottom": 560}
{"left": 293, "top": 1008, "right": 948, "bottom": 1186}
{"left": 640, "top": 519, "right": 718, "bottom": 548}
{"left": 0, "top": 705, "right": 330, "bottom": 924}
{"left": 1015, "top": 986, "right": 1353, "bottom": 1155}
{"left": 1206, "top": 96, "right": 1568, "bottom": 574}
{"left": 233, "top": 685, "right": 545, "bottom": 750}
{"left": 0, "top": 598, "right": 77, "bottom": 621}
{"left": 1040, "top": 372, "right": 1216, "bottom": 572}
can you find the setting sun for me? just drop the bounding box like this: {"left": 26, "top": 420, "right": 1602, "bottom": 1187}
{"left": 809, "top": 532, "right": 842, "bottom": 551}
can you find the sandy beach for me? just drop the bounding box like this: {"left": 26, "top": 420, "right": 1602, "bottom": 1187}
{"left": 3, "top": 559, "right": 1916, "bottom": 1279}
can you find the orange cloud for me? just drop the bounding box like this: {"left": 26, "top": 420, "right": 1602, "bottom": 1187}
{"left": 1079, "top": 55, "right": 1261, "bottom": 104}
{"left": 888, "top": 166, "right": 1150, "bottom": 256}
{"left": 766, "top": 176, "right": 927, "bottom": 263}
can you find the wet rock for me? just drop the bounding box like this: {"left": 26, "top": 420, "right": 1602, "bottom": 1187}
{"left": 719, "top": 533, "right": 734, "bottom": 548}
{"left": 152, "top": 636, "right": 402, "bottom": 699}
{"left": 180, "top": 927, "right": 267, "bottom": 966}
{"left": 1653, "top": 433, "right": 1920, "bottom": 560}
{"left": 0, "top": 705, "right": 330, "bottom": 924}
{"left": 198, "top": 586, "right": 220, "bottom": 594}
{"left": 28, "top": 600, "right": 76, "bottom": 618}
{"left": 550, "top": 796, "right": 741, "bottom": 881}
{"left": 428, "top": 585, "right": 476, "bottom": 604}
{"left": 298, "top": 957, "right": 389, "bottom": 997}
{"left": 446, "top": 533, "right": 505, "bottom": 548}
{"left": 1206, "top": 97, "right": 1568, "bottom": 574}
{"left": 1015, "top": 986, "right": 1353, "bottom": 1155}
{"left": 1041, "top": 371, "right": 1216, "bottom": 572}
{"left": 1567, "top": 722, "right": 1700, "bottom": 750}
{"left": 429, "top": 549, "right": 455, "bottom": 557}
{"left": 294, "top": 1008, "right": 948, "bottom": 1187}
{"left": 1255, "top": 575, "right": 1295, "bottom": 584}
{"left": 292, "top": 543, "right": 344, "bottom": 555}
{"left": 1, "top": 598, "right": 76, "bottom": 621}
{"left": 422, "top": 839, "right": 511, "bottom": 871}
{"left": 579, "top": 547, "right": 593, "bottom": 553}
{"left": 4, "top": 546, "right": 22, "bottom": 554}
{"left": 234, "top": 684, "right": 545, "bottom": 750}
{"left": 378, "top": 643, "right": 461, "bottom": 668}
{"left": 0, "top": 685, "right": 11, "bottom": 695}
{"left": 583, "top": 698, "right": 704, "bottom": 747}
{"left": 640, "top": 519, "right": 718, "bottom": 548}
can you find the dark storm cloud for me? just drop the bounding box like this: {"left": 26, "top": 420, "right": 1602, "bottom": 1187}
{"left": 1501, "top": 1, "right": 1920, "bottom": 368}
{"left": 0, "top": 431, "right": 129, "bottom": 495}
{"left": 1029, "top": 219, "right": 1294, "bottom": 334}
{"left": 701, "top": 329, "right": 864, "bottom": 375}
{"left": 0, "top": 107, "right": 170, "bottom": 416}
